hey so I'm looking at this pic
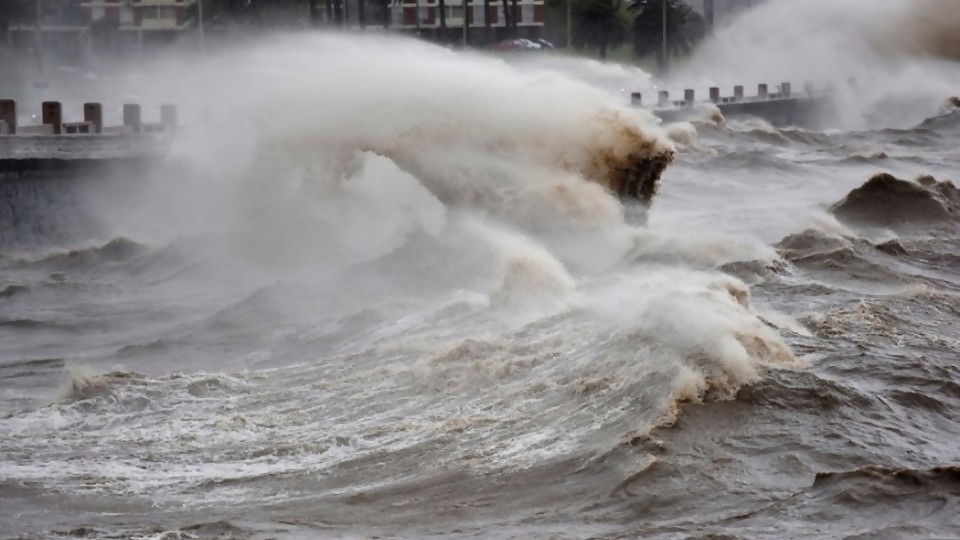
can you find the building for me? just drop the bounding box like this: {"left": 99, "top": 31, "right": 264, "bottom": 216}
{"left": 5, "top": 0, "right": 192, "bottom": 69}
{"left": 7, "top": 0, "right": 90, "bottom": 67}
{"left": 330, "top": 0, "right": 546, "bottom": 44}
{"left": 80, "top": 0, "right": 191, "bottom": 55}
{"left": 6, "top": 0, "right": 544, "bottom": 64}
{"left": 687, "top": 0, "right": 764, "bottom": 26}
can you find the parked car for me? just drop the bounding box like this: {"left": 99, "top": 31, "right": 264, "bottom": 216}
{"left": 490, "top": 38, "right": 555, "bottom": 52}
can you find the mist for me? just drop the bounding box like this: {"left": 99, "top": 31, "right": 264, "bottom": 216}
{"left": 674, "top": 0, "right": 960, "bottom": 128}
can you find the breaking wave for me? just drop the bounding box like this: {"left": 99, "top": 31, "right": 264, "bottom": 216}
{"left": 147, "top": 34, "right": 675, "bottom": 240}
{"left": 915, "top": 105, "right": 960, "bottom": 132}
{"left": 829, "top": 172, "right": 960, "bottom": 228}
{"left": 11, "top": 237, "right": 149, "bottom": 268}
{"left": 7, "top": 20, "right": 960, "bottom": 540}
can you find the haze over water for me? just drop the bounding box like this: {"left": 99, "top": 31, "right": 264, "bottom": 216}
{"left": 2, "top": 0, "right": 960, "bottom": 538}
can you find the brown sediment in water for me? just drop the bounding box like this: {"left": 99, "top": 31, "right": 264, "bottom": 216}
{"left": 580, "top": 110, "right": 676, "bottom": 205}
{"left": 870, "top": 0, "right": 960, "bottom": 60}
{"left": 829, "top": 172, "right": 960, "bottom": 227}
{"left": 244, "top": 103, "right": 674, "bottom": 235}
{"left": 362, "top": 107, "right": 674, "bottom": 210}
{"left": 901, "top": 0, "right": 960, "bottom": 60}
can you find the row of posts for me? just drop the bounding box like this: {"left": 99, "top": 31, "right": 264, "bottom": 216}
{"left": 631, "top": 82, "right": 814, "bottom": 108}
{"left": 0, "top": 100, "right": 177, "bottom": 136}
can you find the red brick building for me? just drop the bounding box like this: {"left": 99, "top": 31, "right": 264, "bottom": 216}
{"left": 350, "top": 0, "right": 547, "bottom": 44}
{"left": 80, "top": 0, "right": 189, "bottom": 54}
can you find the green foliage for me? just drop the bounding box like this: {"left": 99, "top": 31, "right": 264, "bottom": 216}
{"left": 568, "top": 0, "right": 705, "bottom": 68}
{"left": 571, "top": 0, "right": 628, "bottom": 60}
{"left": 629, "top": 0, "right": 705, "bottom": 74}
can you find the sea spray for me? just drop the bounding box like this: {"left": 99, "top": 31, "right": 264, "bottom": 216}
{"left": 681, "top": 0, "right": 960, "bottom": 129}
{"left": 135, "top": 34, "right": 675, "bottom": 238}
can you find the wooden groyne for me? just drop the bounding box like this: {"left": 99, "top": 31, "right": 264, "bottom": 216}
{"left": 0, "top": 100, "right": 176, "bottom": 181}
{"left": 635, "top": 82, "right": 834, "bottom": 127}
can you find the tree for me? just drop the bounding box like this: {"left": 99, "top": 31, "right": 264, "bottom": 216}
{"left": 629, "top": 0, "right": 704, "bottom": 75}
{"left": 500, "top": 0, "right": 511, "bottom": 38}
{"left": 439, "top": 0, "right": 447, "bottom": 41}
{"left": 380, "top": 0, "right": 391, "bottom": 28}
{"left": 571, "top": 0, "right": 627, "bottom": 60}
{"left": 484, "top": 0, "right": 492, "bottom": 43}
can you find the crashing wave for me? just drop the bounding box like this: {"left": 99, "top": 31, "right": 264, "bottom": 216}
{"left": 176, "top": 34, "right": 676, "bottom": 240}
{"left": 361, "top": 109, "right": 675, "bottom": 208}
{"left": 914, "top": 100, "right": 960, "bottom": 132}
{"left": 57, "top": 367, "right": 143, "bottom": 402}
{"left": 829, "top": 172, "right": 960, "bottom": 227}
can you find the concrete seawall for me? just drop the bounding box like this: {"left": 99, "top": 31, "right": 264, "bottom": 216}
{"left": 633, "top": 82, "right": 836, "bottom": 128}
{"left": 0, "top": 100, "right": 174, "bottom": 182}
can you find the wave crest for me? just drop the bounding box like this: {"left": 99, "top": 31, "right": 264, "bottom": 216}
{"left": 174, "top": 35, "right": 674, "bottom": 237}
{"left": 830, "top": 172, "right": 960, "bottom": 228}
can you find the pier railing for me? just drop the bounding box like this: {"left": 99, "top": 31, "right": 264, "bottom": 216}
{"left": 630, "top": 81, "right": 836, "bottom": 127}
{"left": 0, "top": 100, "right": 177, "bottom": 136}
{"left": 630, "top": 82, "right": 813, "bottom": 109}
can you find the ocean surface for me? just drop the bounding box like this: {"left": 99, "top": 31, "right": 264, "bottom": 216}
{"left": 3, "top": 2, "right": 960, "bottom": 538}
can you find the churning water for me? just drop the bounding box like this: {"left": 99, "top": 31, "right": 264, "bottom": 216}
{"left": 2, "top": 0, "right": 960, "bottom": 538}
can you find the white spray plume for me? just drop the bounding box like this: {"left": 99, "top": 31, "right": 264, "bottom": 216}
{"left": 679, "top": 0, "right": 960, "bottom": 129}
{"left": 159, "top": 35, "right": 669, "bottom": 217}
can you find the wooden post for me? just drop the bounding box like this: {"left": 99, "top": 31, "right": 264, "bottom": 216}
{"left": 684, "top": 89, "right": 695, "bottom": 106}
{"left": 781, "top": 82, "right": 791, "bottom": 98}
{"left": 734, "top": 85, "right": 744, "bottom": 101}
{"left": 123, "top": 103, "right": 142, "bottom": 133}
{"left": 758, "top": 84, "right": 768, "bottom": 99}
{"left": 83, "top": 102, "right": 103, "bottom": 134}
{"left": 160, "top": 104, "right": 178, "bottom": 130}
{"left": 42, "top": 101, "right": 63, "bottom": 134}
{"left": 709, "top": 87, "right": 720, "bottom": 103}
{"left": 658, "top": 90, "right": 669, "bottom": 107}
{"left": 0, "top": 99, "right": 15, "bottom": 134}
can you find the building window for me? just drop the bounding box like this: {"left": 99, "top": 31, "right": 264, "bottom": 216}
{"left": 521, "top": 2, "right": 533, "bottom": 24}
{"left": 91, "top": 6, "right": 106, "bottom": 21}
{"left": 120, "top": 6, "right": 134, "bottom": 25}
{"left": 141, "top": 6, "right": 176, "bottom": 19}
